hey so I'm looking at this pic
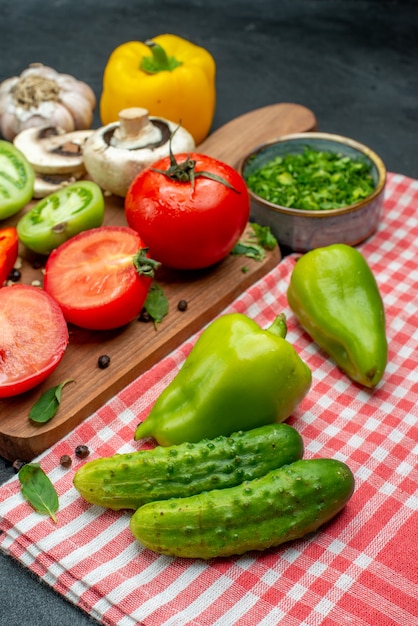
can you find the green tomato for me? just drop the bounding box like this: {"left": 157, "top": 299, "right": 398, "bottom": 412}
{"left": 0, "top": 140, "right": 35, "bottom": 219}
{"left": 17, "top": 180, "right": 105, "bottom": 255}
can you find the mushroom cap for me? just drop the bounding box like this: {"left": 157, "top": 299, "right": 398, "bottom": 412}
{"left": 32, "top": 171, "right": 85, "bottom": 198}
{"left": 82, "top": 111, "right": 196, "bottom": 197}
{"left": 13, "top": 126, "right": 94, "bottom": 174}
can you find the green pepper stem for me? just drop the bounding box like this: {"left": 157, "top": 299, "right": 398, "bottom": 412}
{"left": 140, "top": 41, "right": 183, "bottom": 74}
{"left": 266, "top": 313, "right": 287, "bottom": 339}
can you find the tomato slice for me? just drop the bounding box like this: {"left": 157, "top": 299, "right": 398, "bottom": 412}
{"left": 0, "top": 285, "right": 68, "bottom": 398}
{"left": 0, "top": 140, "right": 35, "bottom": 219}
{"left": 17, "top": 180, "right": 105, "bottom": 255}
{"left": 43, "top": 226, "right": 154, "bottom": 330}
{"left": 0, "top": 226, "right": 19, "bottom": 285}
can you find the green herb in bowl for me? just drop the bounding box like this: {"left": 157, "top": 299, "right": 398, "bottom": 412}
{"left": 245, "top": 147, "right": 376, "bottom": 211}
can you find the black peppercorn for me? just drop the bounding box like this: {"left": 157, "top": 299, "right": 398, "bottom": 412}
{"left": 98, "top": 354, "right": 111, "bottom": 369}
{"left": 75, "top": 445, "right": 90, "bottom": 459}
{"left": 31, "top": 258, "right": 44, "bottom": 270}
{"left": 12, "top": 459, "right": 26, "bottom": 473}
{"left": 7, "top": 268, "right": 21, "bottom": 282}
{"left": 177, "top": 299, "right": 188, "bottom": 312}
{"left": 138, "top": 309, "right": 152, "bottom": 322}
{"left": 59, "top": 454, "right": 72, "bottom": 468}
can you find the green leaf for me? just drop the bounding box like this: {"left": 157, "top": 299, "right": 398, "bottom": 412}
{"left": 231, "top": 241, "right": 265, "bottom": 261}
{"left": 18, "top": 463, "right": 59, "bottom": 522}
{"left": 250, "top": 223, "right": 278, "bottom": 250}
{"left": 231, "top": 222, "right": 277, "bottom": 261}
{"left": 144, "top": 283, "right": 169, "bottom": 326}
{"left": 29, "top": 379, "right": 74, "bottom": 424}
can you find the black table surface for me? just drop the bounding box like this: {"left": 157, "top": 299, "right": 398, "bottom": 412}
{"left": 1, "top": 1, "right": 417, "bottom": 624}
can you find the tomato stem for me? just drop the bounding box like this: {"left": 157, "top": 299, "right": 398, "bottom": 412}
{"left": 151, "top": 128, "right": 240, "bottom": 192}
{"left": 133, "top": 248, "right": 161, "bottom": 277}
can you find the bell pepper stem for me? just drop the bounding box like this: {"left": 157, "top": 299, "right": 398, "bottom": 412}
{"left": 266, "top": 313, "right": 287, "bottom": 339}
{"left": 141, "top": 41, "right": 183, "bottom": 74}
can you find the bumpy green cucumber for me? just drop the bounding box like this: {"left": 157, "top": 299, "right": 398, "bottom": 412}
{"left": 130, "top": 458, "right": 355, "bottom": 559}
{"left": 73, "top": 423, "right": 304, "bottom": 510}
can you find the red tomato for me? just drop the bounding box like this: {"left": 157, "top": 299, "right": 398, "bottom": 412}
{"left": 0, "top": 226, "right": 19, "bottom": 285}
{"left": 0, "top": 285, "right": 68, "bottom": 398}
{"left": 43, "top": 226, "right": 154, "bottom": 330}
{"left": 125, "top": 153, "right": 250, "bottom": 270}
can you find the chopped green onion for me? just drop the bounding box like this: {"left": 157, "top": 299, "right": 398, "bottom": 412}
{"left": 245, "top": 146, "right": 376, "bottom": 211}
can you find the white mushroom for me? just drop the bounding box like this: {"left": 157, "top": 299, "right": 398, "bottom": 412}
{"left": 82, "top": 107, "right": 196, "bottom": 197}
{"left": 13, "top": 126, "right": 93, "bottom": 174}
{"left": 31, "top": 171, "right": 85, "bottom": 199}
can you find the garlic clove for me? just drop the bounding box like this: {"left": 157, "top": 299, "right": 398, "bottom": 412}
{"left": 59, "top": 91, "right": 94, "bottom": 130}
{"left": 0, "top": 110, "right": 20, "bottom": 141}
{"left": 46, "top": 100, "right": 77, "bottom": 132}
{"left": 56, "top": 75, "right": 97, "bottom": 109}
{"left": 17, "top": 101, "right": 76, "bottom": 136}
{"left": 20, "top": 63, "right": 59, "bottom": 80}
{"left": 0, "top": 76, "right": 18, "bottom": 95}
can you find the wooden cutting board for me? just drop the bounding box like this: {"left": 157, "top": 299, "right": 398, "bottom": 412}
{"left": 0, "top": 102, "right": 316, "bottom": 462}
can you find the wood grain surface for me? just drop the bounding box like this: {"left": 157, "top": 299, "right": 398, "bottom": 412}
{"left": 0, "top": 102, "right": 316, "bottom": 462}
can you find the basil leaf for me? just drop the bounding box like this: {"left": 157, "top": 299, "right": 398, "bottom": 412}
{"left": 18, "top": 463, "right": 59, "bottom": 522}
{"left": 29, "top": 379, "right": 74, "bottom": 424}
{"left": 144, "top": 283, "right": 169, "bottom": 326}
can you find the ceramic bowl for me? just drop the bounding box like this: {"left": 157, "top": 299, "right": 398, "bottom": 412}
{"left": 237, "top": 132, "right": 386, "bottom": 252}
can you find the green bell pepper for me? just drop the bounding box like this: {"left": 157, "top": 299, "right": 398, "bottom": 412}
{"left": 287, "top": 243, "right": 387, "bottom": 388}
{"left": 134, "top": 312, "right": 312, "bottom": 446}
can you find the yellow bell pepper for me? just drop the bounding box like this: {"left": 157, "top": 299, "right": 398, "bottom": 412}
{"left": 100, "top": 34, "right": 216, "bottom": 146}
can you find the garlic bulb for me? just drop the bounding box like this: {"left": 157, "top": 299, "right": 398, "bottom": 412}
{"left": 0, "top": 63, "right": 96, "bottom": 141}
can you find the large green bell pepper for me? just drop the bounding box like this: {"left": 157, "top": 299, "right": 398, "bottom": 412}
{"left": 134, "top": 313, "right": 312, "bottom": 445}
{"left": 287, "top": 243, "right": 387, "bottom": 388}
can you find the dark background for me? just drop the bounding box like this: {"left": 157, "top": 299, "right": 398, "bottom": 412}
{"left": 1, "top": 1, "right": 417, "bottom": 624}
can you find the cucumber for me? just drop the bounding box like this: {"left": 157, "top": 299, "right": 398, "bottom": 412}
{"left": 130, "top": 458, "right": 355, "bottom": 559}
{"left": 73, "top": 423, "right": 303, "bottom": 510}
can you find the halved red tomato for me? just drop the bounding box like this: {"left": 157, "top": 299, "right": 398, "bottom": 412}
{"left": 43, "top": 226, "right": 156, "bottom": 330}
{"left": 0, "top": 284, "right": 68, "bottom": 398}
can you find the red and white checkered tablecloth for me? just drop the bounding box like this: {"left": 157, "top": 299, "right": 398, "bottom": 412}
{"left": 0, "top": 172, "right": 417, "bottom": 626}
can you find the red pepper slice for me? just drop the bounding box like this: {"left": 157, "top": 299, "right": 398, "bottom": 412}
{"left": 0, "top": 227, "right": 19, "bottom": 286}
